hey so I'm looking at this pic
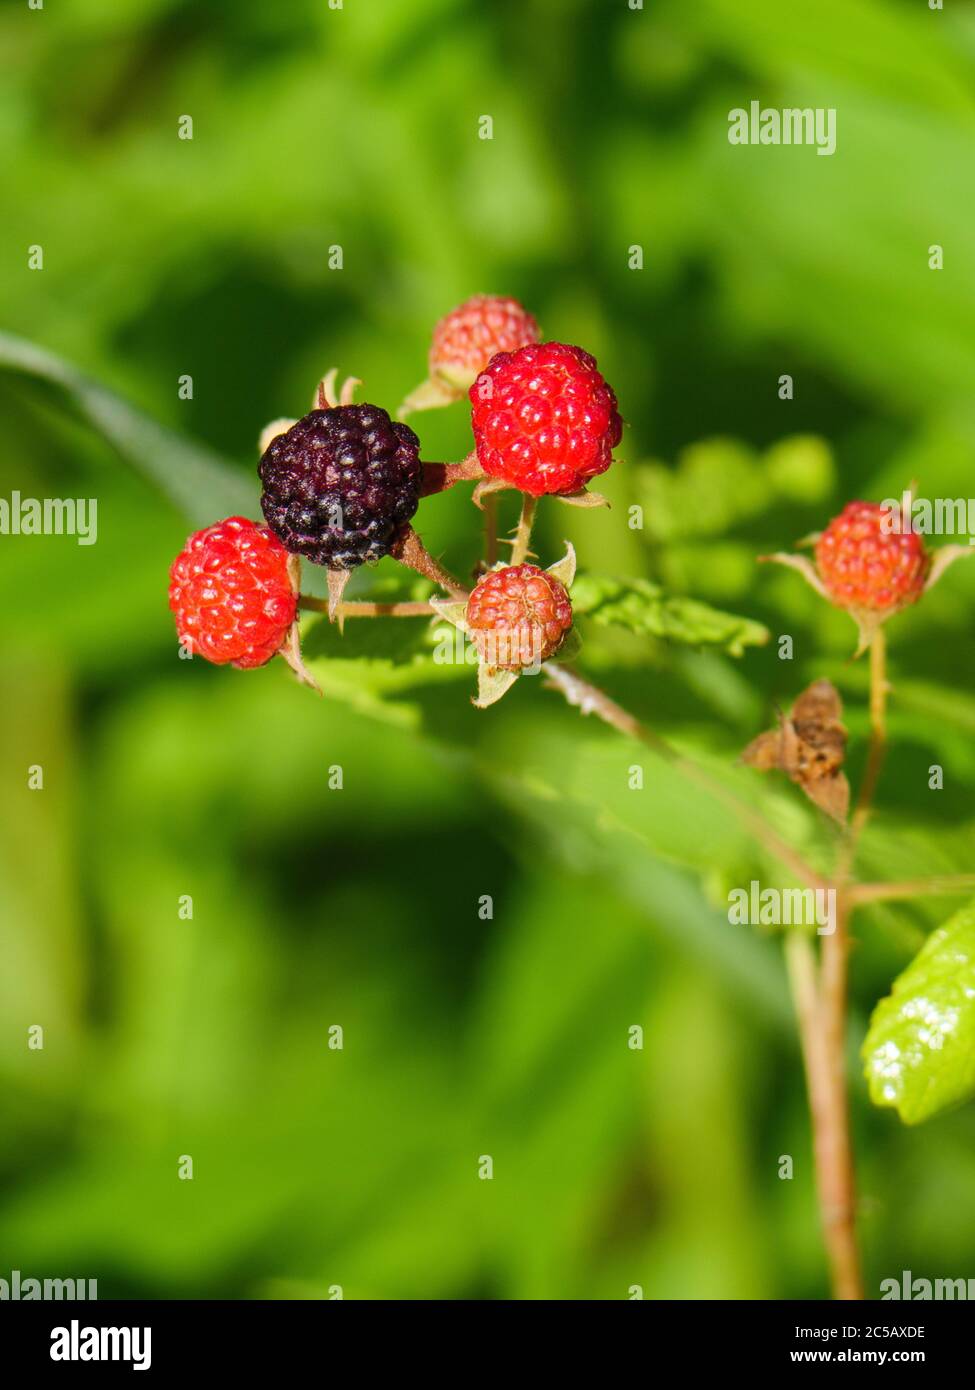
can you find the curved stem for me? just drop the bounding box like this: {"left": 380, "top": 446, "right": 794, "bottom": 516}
{"left": 544, "top": 659, "right": 863, "bottom": 1298}
{"left": 543, "top": 663, "right": 827, "bottom": 891}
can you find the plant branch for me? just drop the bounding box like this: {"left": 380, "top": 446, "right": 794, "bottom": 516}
{"left": 299, "top": 597, "right": 436, "bottom": 619}
{"left": 389, "top": 525, "right": 469, "bottom": 600}
{"left": 420, "top": 452, "right": 483, "bottom": 497}
{"left": 509, "top": 494, "right": 537, "bottom": 565}
{"left": 816, "top": 893, "right": 863, "bottom": 1300}
{"left": 847, "top": 874, "right": 975, "bottom": 908}
{"left": 545, "top": 659, "right": 863, "bottom": 1299}
{"left": 542, "top": 663, "right": 828, "bottom": 891}
{"left": 851, "top": 628, "right": 888, "bottom": 840}
{"left": 483, "top": 492, "right": 499, "bottom": 568}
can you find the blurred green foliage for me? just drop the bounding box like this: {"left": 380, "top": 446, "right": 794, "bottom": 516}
{"left": 2, "top": 0, "right": 975, "bottom": 1299}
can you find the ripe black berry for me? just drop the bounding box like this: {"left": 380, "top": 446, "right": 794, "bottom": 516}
{"left": 258, "top": 405, "right": 422, "bottom": 570}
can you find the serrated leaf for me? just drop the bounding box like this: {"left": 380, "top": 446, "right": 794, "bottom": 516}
{"left": 862, "top": 900, "right": 975, "bottom": 1125}
{"left": 0, "top": 330, "right": 255, "bottom": 525}
{"left": 570, "top": 573, "right": 769, "bottom": 656}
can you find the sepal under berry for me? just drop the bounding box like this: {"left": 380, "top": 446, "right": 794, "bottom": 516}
{"left": 759, "top": 496, "right": 971, "bottom": 656}
{"left": 278, "top": 554, "right": 321, "bottom": 691}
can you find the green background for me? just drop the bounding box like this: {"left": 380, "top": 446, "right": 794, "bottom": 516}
{"left": 2, "top": 0, "right": 974, "bottom": 1299}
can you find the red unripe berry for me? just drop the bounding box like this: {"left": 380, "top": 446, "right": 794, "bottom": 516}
{"left": 169, "top": 516, "right": 297, "bottom": 668}
{"left": 465, "top": 564, "right": 573, "bottom": 670}
{"left": 815, "top": 501, "right": 929, "bottom": 613}
{"left": 470, "top": 342, "right": 622, "bottom": 496}
{"left": 430, "top": 295, "right": 539, "bottom": 388}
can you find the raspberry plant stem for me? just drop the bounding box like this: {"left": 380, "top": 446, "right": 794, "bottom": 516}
{"left": 483, "top": 493, "right": 499, "bottom": 568}
{"left": 542, "top": 664, "right": 827, "bottom": 891}
{"left": 510, "top": 495, "right": 537, "bottom": 566}
{"left": 816, "top": 894, "right": 863, "bottom": 1299}
{"left": 847, "top": 873, "right": 975, "bottom": 907}
{"left": 299, "top": 597, "right": 436, "bottom": 619}
{"left": 390, "top": 525, "right": 469, "bottom": 599}
{"left": 852, "top": 628, "right": 888, "bottom": 840}
{"left": 419, "top": 452, "right": 483, "bottom": 497}
{"left": 544, "top": 660, "right": 867, "bottom": 1298}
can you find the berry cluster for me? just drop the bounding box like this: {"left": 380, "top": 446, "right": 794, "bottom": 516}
{"left": 167, "top": 293, "right": 953, "bottom": 697}
{"left": 167, "top": 294, "right": 622, "bottom": 695}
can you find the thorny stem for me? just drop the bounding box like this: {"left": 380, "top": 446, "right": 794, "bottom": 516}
{"left": 848, "top": 874, "right": 975, "bottom": 907}
{"left": 483, "top": 492, "right": 499, "bottom": 568}
{"left": 510, "top": 495, "right": 537, "bottom": 566}
{"left": 299, "top": 597, "right": 436, "bottom": 619}
{"left": 798, "top": 631, "right": 891, "bottom": 1304}
{"left": 778, "top": 627, "right": 890, "bottom": 1301}
{"left": 420, "top": 452, "right": 483, "bottom": 497}
{"left": 542, "top": 664, "right": 828, "bottom": 892}
{"left": 815, "top": 892, "right": 863, "bottom": 1300}
{"left": 389, "top": 525, "right": 469, "bottom": 600}
{"left": 791, "top": 636, "right": 890, "bottom": 1304}
{"left": 851, "top": 628, "right": 888, "bottom": 843}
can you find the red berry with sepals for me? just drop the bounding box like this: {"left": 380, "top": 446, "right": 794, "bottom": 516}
{"left": 168, "top": 516, "right": 297, "bottom": 668}
{"left": 815, "top": 501, "right": 928, "bottom": 615}
{"left": 465, "top": 563, "right": 573, "bottom": 670}
{"left": 469, "top": 341, "right": 622, "bottom": 497}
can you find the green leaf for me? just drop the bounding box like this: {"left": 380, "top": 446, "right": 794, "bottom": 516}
{"left": 300, "top": 612, "right": 472, "bottom": 727}
{"left": 571, "top": 573, "right": 769, "bottom": 657}
{"left": 862, "top": 900, "right": 975, "bottom": 1125}
{"left": 0, "top": 331, "right": 255, "bottom": 526}
{"left": 633, "top": 438, "right": 769, "bottom": 541}
{"left": 764, "top": 435, "right": 836, "bottom": 504}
